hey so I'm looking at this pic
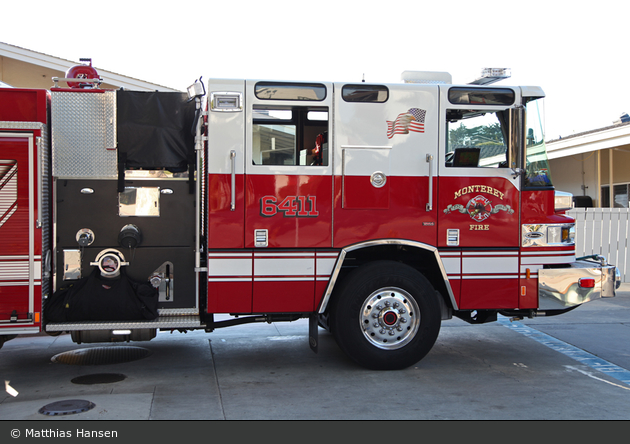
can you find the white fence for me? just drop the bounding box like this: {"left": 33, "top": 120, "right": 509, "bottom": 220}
{"left": 567, "top": 208, "right": 630, "bottom": 282}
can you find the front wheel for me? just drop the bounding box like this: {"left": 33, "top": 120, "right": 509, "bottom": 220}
{"left": 329, "top": 261, "right": 441, "bottom": 370}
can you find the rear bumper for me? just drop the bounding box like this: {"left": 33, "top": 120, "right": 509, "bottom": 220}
{"left": 538, "top": 257, "right": 619, "bottom": 310}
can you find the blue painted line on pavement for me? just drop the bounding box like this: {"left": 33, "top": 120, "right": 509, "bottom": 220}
{"left": 497, "top": 316, "right": 630, "bottom": 386}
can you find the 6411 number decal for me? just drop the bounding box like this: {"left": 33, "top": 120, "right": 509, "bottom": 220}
{"left": 260, "top": 196, "right": 319, "bottom": 217}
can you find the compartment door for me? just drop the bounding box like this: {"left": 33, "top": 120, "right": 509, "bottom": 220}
{"left": 0, "top": 133, "right": 40, "bottom": 331}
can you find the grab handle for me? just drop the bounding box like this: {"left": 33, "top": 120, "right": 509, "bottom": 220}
{"left": 230, "top": 150, "right": 236, "bottom": 211}
{"left": 426, "top": 154, "right": 433, "bottom": 212}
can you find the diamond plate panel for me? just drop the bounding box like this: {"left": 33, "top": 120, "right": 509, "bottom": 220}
{"left": 51, "top": 91, "right": 117, "bottom": 178}
{"left": 45, "top": 315, "right": 202, "bottom": 331}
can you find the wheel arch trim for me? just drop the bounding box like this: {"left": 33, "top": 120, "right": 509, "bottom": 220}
{"left": 317, "top": 239, "right": 458, "bottom": 313}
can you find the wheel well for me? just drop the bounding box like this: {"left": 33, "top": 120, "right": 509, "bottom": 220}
{"left": 332, "top": 244, "right": 453, "bottom": 312}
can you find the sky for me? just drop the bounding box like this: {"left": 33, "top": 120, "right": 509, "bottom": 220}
{"left": 1, "top": 0, "right": 628, "bottom": 141}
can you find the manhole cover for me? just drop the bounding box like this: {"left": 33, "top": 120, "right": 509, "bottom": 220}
{"left": 39, "top": 399, "right": 95, "bottom": 416}
{"left": 51, "top": 346, "right": 151, "bottom": 365}
{"left": 71, "top": 373, "right": 127, "bottom": 385}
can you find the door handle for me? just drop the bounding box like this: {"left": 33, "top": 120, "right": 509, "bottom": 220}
{"left": 426, "top": 154, "right": 433, "bottom": 211}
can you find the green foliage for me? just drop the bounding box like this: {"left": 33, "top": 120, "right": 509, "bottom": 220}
{"left": 448, "top": 122, "right": 505, "bottom": 148}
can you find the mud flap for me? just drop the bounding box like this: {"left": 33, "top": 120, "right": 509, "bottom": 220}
{"left": 309, "top": 313, "right": 318, "bottom": 353}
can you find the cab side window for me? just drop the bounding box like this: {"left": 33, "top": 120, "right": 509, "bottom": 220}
{"left": 445, "top": 87, "right": 514, "bottom": 168}
{"left": 445, "top": 109, "right": 509, "bottom": 168}
{"left": 252, "top": 107, "right": 328, "bottom": 166}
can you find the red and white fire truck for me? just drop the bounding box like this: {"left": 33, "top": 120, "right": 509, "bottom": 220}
{"left": 0, "top": 64, "right": 620, "bottom": 369}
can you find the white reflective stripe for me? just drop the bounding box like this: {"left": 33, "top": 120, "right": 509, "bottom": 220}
{"left": 462, "top": 275, "right": 519, "bottom": 279}
{"left": 208, "top": 277, "right": 252, "bottom": 282}
{"left": 207, "top": 251, "right": 340, "bottom": 282}
{"left": 316, "top": 257, "right": 337, "bottom": 276}
{"left": 462, "top": 251, "right": 518, "bottom": 256}
{"left": 317, "top": 252, "right": 339, "bottom": 257}
{"left": 208, "top": 258, "right": 252, "bottom": 276}
{"left": 462, "top": 256, "right": 519, "bottom": 274}
{"left": 521, "top": 255, "right": 576, "bottom": 265}
{"left": 441, "top": 257, "right": 461, "bottom": 274}
{"left": 0, "top": 282, "right": 40, "bottom": 286}
{"left": 254, "top": 257, "right": 314, "bottom": 276}
{"left": 255, "top": 277, "right": 313, "bottom": 282}
{"left": 208, "top": 252, "right": 252, "bottom": 258}
{"left": 520, "top": 250, "right": 575, "bottom": 256}
{"left": 255, "top": 252, "right": 316, "bottom": 258}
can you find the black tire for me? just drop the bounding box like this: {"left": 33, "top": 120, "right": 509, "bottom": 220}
{"left": 329, "top": 260, "right": 441, "bottom": 370}
{"left": 0, "top": 334, "right": 17, "bottom": 349}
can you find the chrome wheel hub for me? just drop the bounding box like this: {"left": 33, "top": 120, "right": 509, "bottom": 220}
{"left": 360, "top": 287, "right": 420, "bottom": 350}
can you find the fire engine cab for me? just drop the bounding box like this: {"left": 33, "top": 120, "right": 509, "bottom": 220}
{"left": 0, "top": 64, "right": 620, "bottom": 369}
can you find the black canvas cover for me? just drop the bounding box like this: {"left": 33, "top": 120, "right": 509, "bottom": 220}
{"left": 117, "top": 90, "right": 196, "bottom": 172}
{"left": 45, "top": 268, "right": 159, "bottom": 322}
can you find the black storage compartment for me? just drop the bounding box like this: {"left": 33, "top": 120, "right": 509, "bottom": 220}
{"left": 117, "top": 90, "right": 196, "bottom": 172}
{"left": 54, "top": 179, "right": 197, "bottom": 310}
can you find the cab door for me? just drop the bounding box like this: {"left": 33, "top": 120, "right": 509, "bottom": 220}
{"left": 332, "top": 82, "right": 439, "bottom": 247}
{"left": 206, "top": 80, "right": 248, "bottom": 314}
{"left": 437, "top": 86, "right": 521, "bottom": 309}
{"left": 244, "top": 81, "right": 334, "bottom": 312}
{"left": 244, "top": 81, "right": 333, "bottom": 249}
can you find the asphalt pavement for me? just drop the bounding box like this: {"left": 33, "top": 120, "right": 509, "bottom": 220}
{"left": 1, "top": 285, "right": 629, "bottom": 422}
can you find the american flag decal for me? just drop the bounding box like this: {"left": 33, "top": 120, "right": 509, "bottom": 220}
{"left": 387, "top": 108, "right": 426, "bottom": 139}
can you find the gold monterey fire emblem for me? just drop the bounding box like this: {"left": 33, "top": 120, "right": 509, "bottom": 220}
{"left": 444, "top": 192, "right": 514, "bottom": 222}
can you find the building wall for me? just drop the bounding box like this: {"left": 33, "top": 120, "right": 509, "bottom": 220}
{"left": 549, "top": 152, "right": 599, "bottom": 205}
{"left": 550, "top": 144, "right": 630, "bottom": 208}
{"left": 0, "top": 56, "right": 118, "bottom": 89}
{"left": 599, "top": 147, "right": 630, "bottom": 184}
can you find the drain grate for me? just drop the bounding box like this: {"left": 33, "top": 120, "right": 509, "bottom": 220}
{"left": 71, "top": 373, "right": 127, "bottom": 385}
{"left": 51, "top": 346, "right": 152, "bottom": 365}
{"left": 39, "top": 399, "right": 95, "bottom": 416}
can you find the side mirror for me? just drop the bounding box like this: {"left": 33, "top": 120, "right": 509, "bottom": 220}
{"left": 508, "top": 105, "right": 525, "bottom": 178}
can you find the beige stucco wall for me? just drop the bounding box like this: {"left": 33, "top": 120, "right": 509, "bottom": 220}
{"left": 0, "top": 56, "right": 118, "bottom": 89}
{"left": 549, "top": 153, "right": 598, "bottom": 205}
{"left": 549, "top": 142, "right": 630, "bottom": 207}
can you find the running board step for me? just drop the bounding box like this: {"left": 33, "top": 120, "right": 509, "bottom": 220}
{"left": 45, "top": 315, "right": 202, "bottom": 332}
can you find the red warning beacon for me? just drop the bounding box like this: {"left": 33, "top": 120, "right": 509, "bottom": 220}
{"left": 64, "top": 58, "right": 101, "bottom": 88}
